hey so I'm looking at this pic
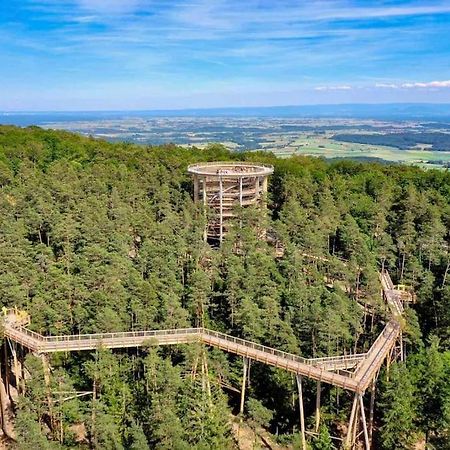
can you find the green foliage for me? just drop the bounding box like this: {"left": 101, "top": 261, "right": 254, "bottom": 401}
{"left": 378, "top": 364, "right": 418, "bottom": 449}
{"left": 247, "top": 398, "right": 274, "bottom": 428}
{"left": 312, "top": 425, "right": 334, "bottom": 450}
{"left": 1, "top": 125, "right": 450, "bottom": 448}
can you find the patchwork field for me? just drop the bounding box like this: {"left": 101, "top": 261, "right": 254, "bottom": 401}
{"left": 5, "top": 114, "right": 449, "bottom": 169}
{"left": 258, "top": 133, "right": 450, "bottom": 168}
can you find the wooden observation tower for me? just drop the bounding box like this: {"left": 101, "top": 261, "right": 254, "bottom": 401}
{"left": 188, "top": 162, "right": 273, "bottom": 244}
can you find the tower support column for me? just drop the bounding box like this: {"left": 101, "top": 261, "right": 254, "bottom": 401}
{"left": 193, "top": 174, "right": 199, "bottom": 202}
{"left": 219, "top": 175, "right": 223, "bottom": 244}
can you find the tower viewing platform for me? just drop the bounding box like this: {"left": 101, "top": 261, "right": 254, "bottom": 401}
{"left": 188, "top": 162, "right": 273, "bottom": 244}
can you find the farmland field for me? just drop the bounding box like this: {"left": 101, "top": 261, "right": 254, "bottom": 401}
{"left": 263, "top": 133, "right": 450, "bottom": 168}
{"left": 2, "top": 114, "right": 450, "bottom": 168}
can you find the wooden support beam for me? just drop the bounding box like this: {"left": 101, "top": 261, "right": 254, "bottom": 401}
{"left": 315, "top": 380, "right": 321, "bottom": 432}
{"left": 359, "top": 394, "right": 370, "bottom": 450}
{"left": 296, "top": 374, "right": 306, "bottom": 450}
{"left": 202, "top": 178, "right": 207, "bottom": 242}
{"left": 41, "top": 354, "right": 56, "bottom": 432}
{"left": 239, "top": 177, "right": 243, "bottom": 206}
{"left": 368, "top": 378, "right": 376, "bottom": 443}
{"left": 346, "top": 394, "right": 359, "bottom": 448}
{"left": 9, "top": 341, "right": 20, "bottom": 395}
{"left": 3, "top": 342, "right": 9, "bottom": 396}
{"left": 193, "top": 174, "right": 199, "bottom": 202}
{"left": 262, "top": 176, "right": 268, "bottom": 197}
{"left": 219, "top": 175, "right": 223, "bottom": 244}
{"left": 20, "top": 345, "right": 26, "bottom": 395}
{"left": 202, "top": 350, "right": 212, "bottom": 402}
{"left": 0, "top": 371, "right": 15, "bottom": 440}
{"left": 239, "top": 357, "right": 248, "bottom": 415}
{"left": 386, "top": 348, "right": 392, "bottom": 381}
{"left": 352, "top": 398, "right": 360, "bottom": 446}
{"left": 399, "top": 331, "right": 404, "bottom": 362}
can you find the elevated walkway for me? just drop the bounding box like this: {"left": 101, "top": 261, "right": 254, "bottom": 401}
{"left": 3, "top": 318, "right": 365, "bottom": 391}
{"left": 2, "top": 269, "right": 407, "bottom": 394}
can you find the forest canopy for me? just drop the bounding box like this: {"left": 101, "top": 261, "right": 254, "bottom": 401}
{"left": 0, "top": 125, "right": 450, "bottom": 449}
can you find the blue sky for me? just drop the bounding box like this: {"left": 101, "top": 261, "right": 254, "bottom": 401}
{"left": 1, "top": 0, "right": 450, "bottom": 110}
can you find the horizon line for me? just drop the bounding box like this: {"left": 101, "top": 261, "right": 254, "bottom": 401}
{"left": 2, "top": 102, "right": 450, "bottom": 115}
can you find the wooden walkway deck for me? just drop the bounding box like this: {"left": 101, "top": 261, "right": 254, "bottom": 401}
{"left": 2, "top": 269, "right": 406, "bottom": 394}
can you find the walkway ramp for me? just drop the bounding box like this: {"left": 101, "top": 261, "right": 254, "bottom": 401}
{"left": 2, "top": 268, "right": 407, "bottom": 394}
{"left": 3, "top": 319, "right": 362, "bottom": 391}
{"left": 380, "top": 270, "right": 404, "bottom": 317}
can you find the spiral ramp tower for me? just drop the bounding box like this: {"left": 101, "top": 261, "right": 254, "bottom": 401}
{"left": 187, "top": 161, "right": 274, "bottom": 244}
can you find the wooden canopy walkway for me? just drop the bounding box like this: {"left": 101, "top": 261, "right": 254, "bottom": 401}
{"left": 2, "top": 269, "right": 406, "bottom": 395}
{"left": 4, "top": 318, "right": 365, "bottom": 391}
{"left": 0, "top": 268, "right": 411, "bottom": 449}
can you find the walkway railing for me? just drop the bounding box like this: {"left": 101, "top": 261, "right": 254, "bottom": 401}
{"left": 2, "top": 267, "right": 407, "bottom": 394}
{"left": 380, "top": 270, "right": 404, "bottom": 316}
{"left": 3, "top": 320, "right": 365, "bottom": 371}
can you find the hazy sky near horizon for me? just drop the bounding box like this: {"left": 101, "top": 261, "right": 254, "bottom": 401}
{"left": 1, "top": 0, "right": 450, "bottom": 111}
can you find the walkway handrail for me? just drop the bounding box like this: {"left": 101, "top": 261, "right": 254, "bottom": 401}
{"left": 357, "top": 321, "right": 400, "bottom": 391}
{"left": 380, "top": 270, "right": 395, "bottom": 290}
{"left": 202, "top": 329, "right": 309, "bottom": 365}
{"left": 43, "top": 327, "right": 202, "bottom": 343}
{"left": 1, "top": 267, "right": 408, "bottom": 394}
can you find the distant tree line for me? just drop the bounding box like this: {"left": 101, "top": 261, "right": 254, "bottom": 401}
{"left": 333, "top": 131, "right": 450, "bottom": 151}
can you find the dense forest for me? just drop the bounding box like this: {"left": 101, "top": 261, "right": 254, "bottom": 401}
{"left": 0, "top": 125, "right": 449, "bottom": 449}
{"left": 333, "top": 131, "right": 450, "bottom": 151}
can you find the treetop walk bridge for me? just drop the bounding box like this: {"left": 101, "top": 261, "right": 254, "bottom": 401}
{"left": 0, "top": 269, "right": 411, "bottom": 449}
{"left": 3, "top": 318, "right": 366, "bottom": 390}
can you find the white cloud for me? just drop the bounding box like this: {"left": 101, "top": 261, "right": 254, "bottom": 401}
{"left": 315, "top": 85, "right": 352, "bottom": 91}
{"left": 317, "top": 81, "right": 450, "bottom": 91}
{"left": 375, "top": 83, "right": 399, "bottom": 88}
{"left": 376, "top": 80, "right": 450, "bottom": 89}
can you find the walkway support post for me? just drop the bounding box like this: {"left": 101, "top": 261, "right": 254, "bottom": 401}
{"left": 352, "top": 398, "right": 360, "bottom": 446}
{"left": 239, "top": 357, "right": 248, "bottom": 415}
{"left": 296, "top": 374, "right": 306, "bottom": 450}
{"left": 346, "top": 393, "right": 359, "bottom": 448}
{"left": 20, "top": 345, "right": 26, "bottom": 395}
{"left": 399, "top": 331, "right": 404, "bottom": 362}
{"left": 386, "top": 347, "right": 393, "bottom": 381}
{"left": 41, "top": 354, "right": 56, "bottom": 432}
{"left": 359, "top": 394, "right": 370, "bottom": 450}
{"left": 3, "top": 343, "right": 9, "bottom": 396}
{"left": 368, "top": 378, "right": 376, "bottom": 443}
{"left": 315, "top": 380, "right": 321, "bottom": 432}
{"left": 11, "top": 341, "right": 20, "bottom": 395}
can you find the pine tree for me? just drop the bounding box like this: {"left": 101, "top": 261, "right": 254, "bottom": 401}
{"left": 378, "top": 364, "right": 417, "bottom": 449}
